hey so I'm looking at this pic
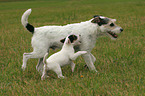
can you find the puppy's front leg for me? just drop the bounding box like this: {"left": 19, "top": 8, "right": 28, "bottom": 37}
{"left": 70, "top": 51, "right": 87, "bottom": 60}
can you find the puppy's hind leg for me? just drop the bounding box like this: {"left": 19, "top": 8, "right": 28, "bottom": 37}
{"left": 70, "top": 61, "right": 75, "bottom": 72}
{"left": 53, "top": 65, "right": 64, "bottom": 79}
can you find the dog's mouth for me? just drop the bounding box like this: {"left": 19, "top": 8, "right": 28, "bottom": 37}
{"left": 107, "top": 31, "right": 118, "bottom": 38}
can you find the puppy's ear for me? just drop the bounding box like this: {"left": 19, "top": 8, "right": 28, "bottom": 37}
{"left": 68, "top": 35, "right": 77, "bottom": 43}
{"left": 65, "top": 37, "right": 71, "bottom": 44}
{"left": 60, "top": 38, "right": 66, "bottom": 43}
{"left": 68, "top": 39, "right": 71, "bottom": 44}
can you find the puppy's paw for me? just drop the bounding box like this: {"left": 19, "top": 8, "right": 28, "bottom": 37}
{"left": 80, "top": 51, "right": 87, "bottom": 54}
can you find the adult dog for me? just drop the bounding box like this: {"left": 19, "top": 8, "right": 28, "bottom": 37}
{"left": 21, "top": 9, "right": 123, "bottom": 73}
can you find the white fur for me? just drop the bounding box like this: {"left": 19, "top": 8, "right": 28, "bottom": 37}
{"left": 41, "top": 35, "right": 87, "bottom": 80}
{"left": 21, "top": 9, "right": 123, "bottom": 73}
{"left": 21, "top": 9, "right": 32, "bottom": 27}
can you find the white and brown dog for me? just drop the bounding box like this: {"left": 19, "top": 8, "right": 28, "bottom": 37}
{"left": 41, "top": 34, "right": 87, "bottom": 80}
{"left": 21, "top": 9, "right": 123, "bottom": 73}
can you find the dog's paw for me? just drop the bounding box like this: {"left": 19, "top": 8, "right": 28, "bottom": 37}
{"left": 58, "top": 75, "right": 65, "bottom": 79}
{"left": 84, "top": 65, "right": 89, "bottom": 69}
{"left": 90, "top": 70, "right": 98, "bottom": 74}
{"left": 21, "top": 65, "right": 26, "bottom": 71}
{"left": 41, "top": 76, "right": 45, "bottom": 81}
{"left": 41, "top": 75, "right": 49, "bottom": 81}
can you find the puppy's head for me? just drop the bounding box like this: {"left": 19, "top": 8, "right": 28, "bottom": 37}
{"left": 91, "top": 15, "right": 123, "bottom": 40}
{"left": 60, "top": 34, "right": 81, "bottom": 45}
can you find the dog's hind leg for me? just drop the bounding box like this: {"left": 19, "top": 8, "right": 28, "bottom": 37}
{"left": 22, "top": 53, "right": 32, "bottom": 71}
{"left": 82, "top": 53, "right": 98, "bottom": 73}
{"left": 22, "top": 49, "right": 47, "bottom": 71}
{"left": 36, "top": 49, "right": 49, "bottom": 73}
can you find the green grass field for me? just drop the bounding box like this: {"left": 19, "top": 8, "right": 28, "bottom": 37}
{"left": 0, "top": 0, "right": 145, "bottom": 95}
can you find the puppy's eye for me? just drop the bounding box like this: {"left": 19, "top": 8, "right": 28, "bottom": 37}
{"left": 110, "top": 23, "right": 114, "bottom": 27}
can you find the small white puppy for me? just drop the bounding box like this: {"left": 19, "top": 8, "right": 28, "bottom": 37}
{"left": 41, "top": 34, "right": 87, "bottom": 80}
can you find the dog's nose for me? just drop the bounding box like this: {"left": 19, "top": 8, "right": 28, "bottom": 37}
{"left": 120, "top": 28, "right": 123, "bottom": 32}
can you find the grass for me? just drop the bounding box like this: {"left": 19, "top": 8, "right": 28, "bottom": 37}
{"left": 0, "top": 0, "right": 145, "bottom": 95}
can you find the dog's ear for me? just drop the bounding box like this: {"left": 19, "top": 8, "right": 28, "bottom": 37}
{"left": 60, "top": 38, "right": 66, "bottom": 43}
{"left": 112, "top": 19, "right": 116, "bottom": 22}
{"left": 91, "top": 15, "right": 109, "bottom": 26}
{"left": 91, "top": 16, "right": 101, "bottom": 24}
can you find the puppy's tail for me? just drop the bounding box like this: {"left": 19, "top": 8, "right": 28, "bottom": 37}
{"left": 21, "top": 9, "right": 34, "bottom": 34}
{"left": 43, "top": 53, "right": 49, "bottom": 65}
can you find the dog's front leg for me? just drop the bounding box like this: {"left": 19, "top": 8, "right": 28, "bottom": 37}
{"left": 36, "top": 58, "right": 44, "bottom": 73}
{"left": 90, "top": 53, "right": 96, "bottom": 63}
{"left": 70, "top": 51, "right": 87, "bottom": 61}
{"left": 82, "top": 53, "right": 98, "bottom": 72}
{"left": 41, "top": 64, "right": 47, "bottom": 80}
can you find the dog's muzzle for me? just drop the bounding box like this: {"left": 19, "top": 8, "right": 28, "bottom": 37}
{"left": 120, "top": 28, "right": 123, "bottom": 32}
{"left": 107, "top": 28, "right": 123, "bottom": 38}
{"left": 107, "top": 31, "right": 118, "bottom": 38}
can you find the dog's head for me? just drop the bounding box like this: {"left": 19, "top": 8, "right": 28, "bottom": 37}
{"left": 91, "top": 15, "right": 123, "bottom": 39}
{"left": 60, "top": 34, "right": 81, "bottom": 45}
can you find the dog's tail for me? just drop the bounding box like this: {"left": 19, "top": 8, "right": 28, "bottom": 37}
{"left": 43, "top": 53, "right": 49, "bottom": 65}
{"left": 21, "top": 9, "right": 34, "bottom": 34}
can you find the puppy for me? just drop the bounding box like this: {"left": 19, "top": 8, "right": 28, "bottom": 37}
{"left": 41, "top": 34, "right": 87, "bottom": 80}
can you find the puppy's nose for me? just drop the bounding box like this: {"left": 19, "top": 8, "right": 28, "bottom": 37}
{"left": 120, "top": 28, "right": 123, "bottom": 32}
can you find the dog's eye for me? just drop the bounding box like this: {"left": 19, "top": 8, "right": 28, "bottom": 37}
{"left": 110, "top": 23, "right": 114, "bottom": 27}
